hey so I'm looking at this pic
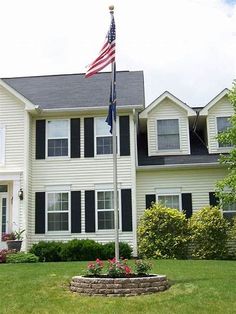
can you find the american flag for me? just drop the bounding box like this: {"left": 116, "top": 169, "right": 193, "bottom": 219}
{"left": 106, "top": 63, "right": 116, "bottom": 134}
{"left": 85, "top": 15, "right": 116, "bottom": 78}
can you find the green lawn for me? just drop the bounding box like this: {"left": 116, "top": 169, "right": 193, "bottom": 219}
{"left": 0, "top": 260, "right": 235, "bottom": 314}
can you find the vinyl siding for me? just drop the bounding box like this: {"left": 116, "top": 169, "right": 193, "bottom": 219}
{"left": 0, "top": 85, "right": 25, "bottom": 170}
{"left": 136, "top": 167, "right": 227, "bottom": 220}
{"left": 28, "top": 114, "right": 136, "bottom": 248}
{"left": 147, "top": 99, "right": 190, "bottom": 156}
{"left": 207, "top": 96, "right": 234, "bottom": 153}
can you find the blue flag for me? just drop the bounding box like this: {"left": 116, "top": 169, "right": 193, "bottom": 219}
{"left": 106, "top": 63, "right": 116, "bottom": 134}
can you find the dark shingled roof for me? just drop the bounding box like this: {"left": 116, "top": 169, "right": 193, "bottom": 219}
{"left": 2, "top": 71, "right": 145, "bottom": 110}
{"left": 138, "top": 131, "right": 221, "bottom": 166}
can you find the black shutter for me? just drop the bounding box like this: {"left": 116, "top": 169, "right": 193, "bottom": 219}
{"left": 71, "top": 191, "right": 81, "bottom": 233}
{"left": 35, "top": 192, "right": 45, "bottom": 234}
{"left": 84, "top": 118, "right": 94, "bottom": 157}
{"left": 36, "top": 120, "right": 45, "bottom": 159}
{"left": 119, "top": 116, "right": 130, "bottom": 156}
{"left": 121, "top": 189, "right": 132, "bottom": 231}
{"left": 145, "top": 194, "right": 156, "bottom": 209}
{"left": 182, "top": 193, "right": 193, "bottom": 218}
{"left": 71, "top": 118, "right": 80, "bottom": 158}
{"left": 209, "top": 192, "right": 220, "bottom": 206}
{"left": 85, "top": 190, "right": 95, "bottom": 232}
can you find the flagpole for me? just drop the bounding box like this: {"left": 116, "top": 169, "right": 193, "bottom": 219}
{"left": 109, "top": 5, "right": 119, "bottom": 261}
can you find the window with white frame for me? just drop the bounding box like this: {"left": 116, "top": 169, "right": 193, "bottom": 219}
{"left": 95, "top": 117, "right": 113, "bottom": 155}
{"left": 222, "top": 202, "right": 236, "bottom": 218}
{"left": 217, "top": 116, "right": 232, "bottom": 148}
{"left": 47, "top": 120, "right": 69, "bottom": 157}
{"left": 157, "top": 119, "right": 180, "bottom": 150}
{"left": 47, "top": 192, "right": 69, "bottom": 231}
{"left": 157, "top": 194, "right": 181, "bottom": 210}
{"left": 0, "top": 126, "right": 5, "bottom": 164}
{"left": 97, "top": 191, "right": 119, "bottom": 230}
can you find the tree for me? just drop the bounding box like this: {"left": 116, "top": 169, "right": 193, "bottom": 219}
{"left": 216, "top": 80, "right": 236, "bottom": 205}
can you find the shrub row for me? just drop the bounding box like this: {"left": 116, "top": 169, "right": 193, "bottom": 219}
{"left": 0, "top": 250, "right": 39, "bottom": 264}
{"left": 138, "top": 204, "right": 236, "bottom": 260}
{"left": 29, "top": 240, "right": 132, "bottom": 262}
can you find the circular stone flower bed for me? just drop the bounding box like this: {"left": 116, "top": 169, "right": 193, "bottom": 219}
{"left": 70, "top": 275, "right": 169, "bottom": 297}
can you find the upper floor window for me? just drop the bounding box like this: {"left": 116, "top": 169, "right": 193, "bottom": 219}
{"left": 95, "top": 117, "right": 113, "bottom": 155}
{"left": 47, "top": 192, "right": 69, "bottom": 231}
{"left": 47, "top": 120, "right": 69, "bottom": 157}
{"left": 0, "top": 126, "right": 5, "bottom": 164}
{"left": 157, "top": 194, "right": 180, "bottom": 210}
{"left": 217, "top": 116, "right": 232, "bottom": 148}
{"left": 157, "top": 119, "right": 180, "bottom": 150}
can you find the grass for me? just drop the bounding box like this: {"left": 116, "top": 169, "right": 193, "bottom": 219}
{"left": 0, "top": 260, "right": 236, "bottom": 314}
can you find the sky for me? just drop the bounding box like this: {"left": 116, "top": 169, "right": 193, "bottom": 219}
{"left": 0, "top": 0, "right": 236, "bottom": 107}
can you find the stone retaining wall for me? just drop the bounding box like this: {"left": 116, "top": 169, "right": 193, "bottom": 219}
{"left": 70, "top": 275, "right": 169, "bottom": 296}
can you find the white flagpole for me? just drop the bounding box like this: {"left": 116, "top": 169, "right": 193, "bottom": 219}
{"left": 109, "top": 5, "right": 119, "bottom": 261}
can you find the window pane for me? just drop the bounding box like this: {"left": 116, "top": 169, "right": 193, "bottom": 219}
{"left": 0, "top": 185, "right": 7, "bottom": 192}
{"left": 217, "top": 117, "right": 232, "bottom": 148}
{"left": 1, "top": 198, "right": 7, "bottom": 233}
{"left": 48, "top": 213, "right": 68, "bottom": 231}
{"left": 47, "top": 120, "right": 68, "bottom": 138}
{"left": 157, "top": 119, "right": 180, "bottom": 150}
{"left": 223, "top": 202, "right": 236, "bottom": 212}
{"left": 96, "top": 117, "right": 111, "bottom": 136}
{"left": 98, "top": 211, "right": 114, "bottom": 229}
{"left": 47, "top": 192, "right": 68, "bottom": 212}
{"left": 158, "top": 195, "right": 180, "bottom": 209}
{"left": 48, "top": 139, "right": 68, "bottom": 156}
{"left": 96, "top": 137, "right": 113, "bottom": 154}
{"left": 97, "top": 191, "right": 113, "bottom": 210}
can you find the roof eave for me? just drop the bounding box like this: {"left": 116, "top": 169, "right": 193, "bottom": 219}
{"left": 137, "top": 162, "right": 223, "bottom": 171}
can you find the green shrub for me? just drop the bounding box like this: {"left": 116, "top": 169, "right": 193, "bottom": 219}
{"left": 227, "top": 216, "right": 236, "bottom": 260}
{"left": 6, "top": 252, "right": 38, "bottom": 263}
{"left": 29, "top": 241, "right": 64, "bottom": 262}
{"left": 60, "top": 239, "right": 102, "bottom": 261}
{"left": 138, "top": 203, "right": 189, "bottom": 259}
{"left": 101, "top": 242, "right": 132, "bottom": 259}
{"left": 189, "top": 206, "right": 229, "bottom": 259}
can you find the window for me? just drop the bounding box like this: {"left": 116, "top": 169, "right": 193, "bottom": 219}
{"left": 0, "top": 126, "right": 5, "bottom": 164}
{"left": 47, "top": 192, "right": 69, "bottom": 231}
{"left": 47, "top": 120, "right": 69, "bottom": 157}
{"left": 157, "top": 194, "right": 180, "bottom": 210}
{"left": 217, "top": 116, "right": 232, "bottom": 148}
{"left": 95, "top": 117, "right": 113, "bottom": 155}
{"left": 97, "top": 191, "right": 119, "bottom": 230}
{"left": 157, "top": 119, "right": 180, "bottom": 150}
{"left": 222, "top": 202, "right": 236, "bottom": 219}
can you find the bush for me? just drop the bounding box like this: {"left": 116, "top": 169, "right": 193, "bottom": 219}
{"left": 0, "top": 249, "right": 16, "bottom": 263}
{"left": 138, "top": 203, "right": 189, "bottom": 259}
{"left": 29, "top": 241, "right": 64, "bottom": 262}
{"left": 227, "top": 216, "right": 236, "bottom": 259}
{"left": 60, "top": 239, "right": 102, "bottom": 261}
{"left": 189, "top": 206, "right": 229, "bottom": 259}
{"left": 6, "top": 252, "right": 39, "bottom": 263}
{"left": 101, "top": 242, "right": 132, "bottom": 259}
{"left": 29, "top": 239, "right": 133, "bottom": 262}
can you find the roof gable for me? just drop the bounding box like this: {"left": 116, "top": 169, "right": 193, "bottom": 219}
{"left": 199, "top": 88, "right": 229, "bottom": 116}
{"left": 139, "top": 91, "right": 196, "bottom": 118}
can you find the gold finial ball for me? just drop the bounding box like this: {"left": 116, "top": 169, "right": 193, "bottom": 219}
{"left": 109, "top": 5, "right": 114, "bottom": 11}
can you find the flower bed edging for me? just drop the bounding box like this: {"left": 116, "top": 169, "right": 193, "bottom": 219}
{"left": 70, "top": 275, "right": 169, "bottom": 296}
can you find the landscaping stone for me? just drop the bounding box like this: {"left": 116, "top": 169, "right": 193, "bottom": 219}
{"left": 70, "top": 275, "right": 169, "bottom": 296}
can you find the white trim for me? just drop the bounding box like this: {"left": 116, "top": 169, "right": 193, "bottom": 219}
{"left": 46, "top": 119, "right": 70, "bottom": 159}
{"left": 156, "top": 117, "right": 181, "bottom": 153}
{"left": 200, "top": 88, "right": 229, "bottom": 116}
{"left": 215, "top": 115, "right": 232, "bottom": 151}
{"left": 45, "top": 191, "right": 71, "bottom": 234}
{"left": 94, "top": 116, "right": 120, "bottom": 157}
{"left": 0, "top": 193, "right": 8, "bottom": 235}
{"left": 137, "top": 162, "right": 222, "bottom": 171}
{"left": 139, "top": 91, "right": 196, "bottom": 118}
{"left": 95, "top": 189, "right": 122, "bottom": 232}
{"left": 44, "top": 185, "right": 71, "bottom": 192}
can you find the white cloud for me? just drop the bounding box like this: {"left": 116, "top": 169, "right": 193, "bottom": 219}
{"left": 0, "top": 0, "right": 235, "bottom": 106}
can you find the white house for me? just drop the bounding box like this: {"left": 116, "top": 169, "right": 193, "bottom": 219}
{"left": 0, "top": 72, "right": 234, "bottom": 255}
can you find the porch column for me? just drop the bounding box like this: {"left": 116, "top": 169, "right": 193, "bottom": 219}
{"left": 12, "top": 179, "right": 21, "bottom": 231}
